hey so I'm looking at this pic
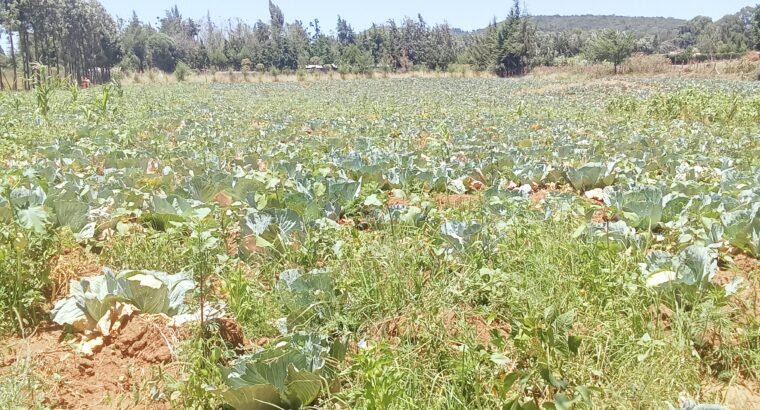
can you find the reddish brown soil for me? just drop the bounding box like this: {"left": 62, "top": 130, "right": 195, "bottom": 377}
{"left": 435, "top": 194, "right": 481, "bottom": 210}
{"left": 745, "top": 51, "right": 760, "bottom": 62}
{"left": 437, "top": 308, "right": 510, "bottom": 347}
{"left": 648, "top": 303, "right": 675, "bottom": 331}
{"left": 714, "top": 253, "right": 760, "bottom": 320}
{"left": 590, "top": 209, "right": 610, "bottom": 223}
{"left": 241, "top": 235, "right": 266, "bottom": 254}
{"left": 0, "top": 316, "right": 180, "bottom": 409}
{"left": 367, "top": 306, "right": 509, "bottom": 348}
{"left": 527, "top": 184, "right": 577, "bottom": 205}
{"left": 703, "top": 379, "right": 760, "bottom": 409}
{"left": 529, "top": 190, "right": 550, "bottom": 208}
{"left": 387, "top": 191, "right": 410, "bottom": 207}
{"left": 211, "top": 318, "right": 248, "bottom": 351}
{"left": 733, "top": 254, "right": 760, "bottom": 276}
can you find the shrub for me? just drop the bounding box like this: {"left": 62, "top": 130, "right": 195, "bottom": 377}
{"left": 240, "top": 58, "right": 252, "bottom": 73}
{"left": 338, "top": 65, "right": 349, "bottom": 80}
{"left": 174, "top": 62, "right": 192, "bottom": 82}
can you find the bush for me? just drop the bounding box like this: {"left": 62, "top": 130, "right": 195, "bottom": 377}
{"left": 174, "top": 62, "right": 191, "bottom": 82}
{"left": 724, "top": 57, "right": 759, "bottom": 75}
{"left": 240, "top": 58, "right": 252, "bottom": 73}
{"left": 119, "top": 54, "right": 140, "bottom": 74}
{"left": 338, "top": 65, "right": 349, "bottom": 80}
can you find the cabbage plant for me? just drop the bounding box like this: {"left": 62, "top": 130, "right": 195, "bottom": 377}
{"left": 579, "top": 220, "right": 642, "bottom": 249}
{"left": 51, "top": 268, "right": 195, "bottom": 330}
{"left": 441, "top": 220, "right": 482, "bottom": 251}
{"left": 277, "top": 268, "right": 338, "bottom": 332}
{"left": 565, "top": 162, "right": 616, "bottom": 192}
{"left": 217, "top": 333, "right": 346, "bottom": 410}
{"left": 606, "top": 186, "right": 669, "bottom": 230}
{"left": 721, "top": 203, "right": 760, "bottom": 256}
{"left": 639, "top": 245, "right": 717, "bottom": 288}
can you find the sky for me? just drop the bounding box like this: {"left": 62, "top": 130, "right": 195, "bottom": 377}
{"left": 99, "top": 0, "right": 756, "bottom": 32}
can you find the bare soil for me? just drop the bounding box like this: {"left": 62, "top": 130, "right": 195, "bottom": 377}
{"left": 435, "top": 193, "right": 482, "bottom": 210}
{"left": 703, "top": 379, "right": 760, "bottom": 410}
{"left": 367, "top": 306, "right": 509, "bottom": 348}
{"left": 0, "top": 315, "right": 180, "bottom": 409}
{"left": 714, "top": 253, "right": 760, "bottom": 320}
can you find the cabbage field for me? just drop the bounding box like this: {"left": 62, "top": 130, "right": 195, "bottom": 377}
{"left": 0, "top": 77, "right": 759, "bottom": 409}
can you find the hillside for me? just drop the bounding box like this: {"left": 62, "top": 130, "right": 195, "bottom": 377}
{"left": 532, "top": 15, "right": 686, "bottom": 35}
{"left": 462, "top": 14, "right": 688, "bottom": 37}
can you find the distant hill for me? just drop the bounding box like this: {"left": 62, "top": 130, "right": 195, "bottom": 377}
{"left": 462, "top": 14, "right": 688, "bottom": 38}
{"left": 531, "top": 15, "right": 686, "bottom": 35}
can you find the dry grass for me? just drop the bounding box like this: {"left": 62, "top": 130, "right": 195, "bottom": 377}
{"left": 112, "top": 68, "right": 494, "bottom": 86}
{"left": 529, "top": 54, "right": 760, "bottom": 81}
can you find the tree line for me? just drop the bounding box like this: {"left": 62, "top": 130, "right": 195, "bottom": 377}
{"left": 2, "top": 0, "right": 760, "bottom": 89}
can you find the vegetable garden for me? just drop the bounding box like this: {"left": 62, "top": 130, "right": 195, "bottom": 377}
{"left": 0, "top": 77, "right": 758, "bottom": 409}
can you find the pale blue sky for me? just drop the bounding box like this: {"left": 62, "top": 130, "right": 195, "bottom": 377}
{"left": 101, "top": 0, "right": 757, "bottom": 32}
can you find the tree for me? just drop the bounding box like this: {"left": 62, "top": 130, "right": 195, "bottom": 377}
{"left": 676, "top": 16, "right": 714, "bottom": 50}
{"left": 336, "top": 15, "right": 355, "bottom": 46}
{"left": 200, "top": 11, "right": 226, "bottom": 69}
{"left": 0, "top": 37, "right": 5, "bottom": 90}
{"left": 495, "top": 0, "right": 531, "bottom": 75}
{"left": 268, "top": 0, "right": 284, "bottom": 31}
{"left": 697, "top": 24, "right": 721, "bottom": 59}
{"left": 469, "top": 20, "right": 498, "bottom": 71}
{"left": 426, "top": 23, "right": 458, "bottom": 70}
{"left": 400, "top": 15, "right": 428, "bottom": 66}
{"left": 587, "top": 30, "right": 634, "bottom": 73}
{"left": 122, "top": 12, "right": 152, "bottom": 72}
{"left": 286, "top": 20, "right": 311, "bottom": 67}
{"left": 159, "top": 5, "right": 206, "bottom": 69}
{"left": 752, "top": 6, "right": 760, "bottom": 50}
{"left": 1, "top": 0, "right": 19, "bottom": 89}
{"left": 148, "top": 32, "right": 177, "bottom": 72}
{"left": 340, "top": 43, "right": 372, "bottom": 72}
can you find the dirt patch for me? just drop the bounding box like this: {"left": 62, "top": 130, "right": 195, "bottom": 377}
{"left": 438, "top": 308, "right": 510, "bottom": 347}
{"left": 733, "top": 254, "right": 760, "bottom": 276}
{"left": 210, "top": 317, "right": 248, "bottom": 351}
{"left": 366, "top": 307, "right": 509, "bottom": 348}
{"left": 529, "top": 190, "right": 550, "bottom": 208}
{"left": 648, "top": 303, "right": 675, "bottom": 331}
{"left": 590, "top": 208, "right": 610, "bottom": 223}
{"left": 387, "top": 191, "right": 410, "bottom": 207}
{"left": 0, "top": 316, "right": 180, "bottom": 409}
{"left": 703, "top": 380, "right": 760, "bottom": 410}
{"left": 111, "top": 315, "right": 176, "bottom": 364}
{"left": 49, "top": 247, "right": 102, "bottom": 300}
{"left": 746, "top": 51, "right": 760, "bottom": 62}
{"left": 224, "top": 223, "right": 241, "bottom": 256}
{"left": 435, "top": 194, "right": 482, "bottom": 210}
{"left": 527, "top": 184, "right": 578, "bottom": 207}
{"left": 713, "top": 254, "right": 760, "bottom": 320}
